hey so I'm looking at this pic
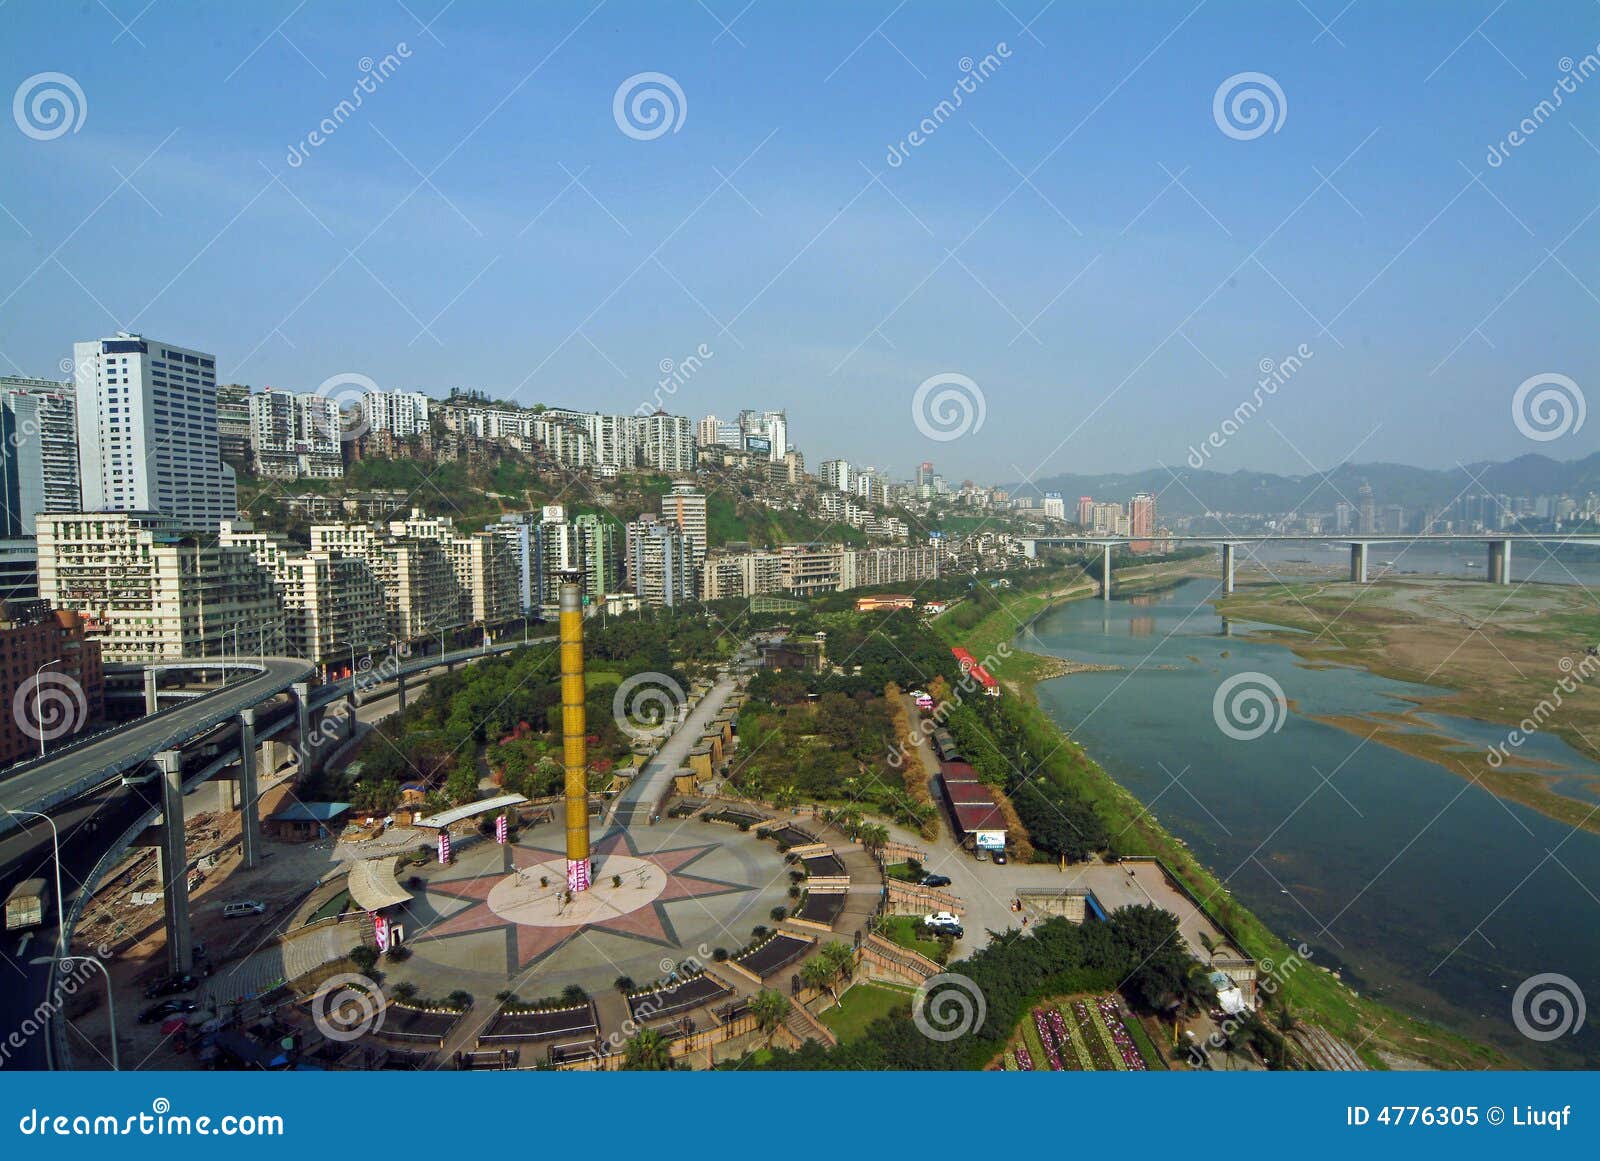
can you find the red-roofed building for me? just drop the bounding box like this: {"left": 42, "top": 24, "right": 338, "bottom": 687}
{"left": 950, "top": 646, "right": 1000, "bottom": 697}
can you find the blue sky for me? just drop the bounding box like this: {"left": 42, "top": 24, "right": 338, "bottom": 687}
{"left": 1, "top": 0, "right": 1597, "bottom": 484}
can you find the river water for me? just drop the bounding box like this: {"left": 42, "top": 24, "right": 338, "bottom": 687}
{"left": 1025, "top": 563, "right": 1600, "bottom": 1068}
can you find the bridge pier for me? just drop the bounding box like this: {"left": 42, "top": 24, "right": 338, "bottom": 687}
{"left": 156, "top": 750, "right": 193, "bottom": 975}
{"left": 1221, "top": 543, "right": 1237, "bottom": 594}
{"left": 143, "top": 668, "right": 159, "bottom": 716}
{"left": 238, "top": 707, "right": 260, "bottom": 870}
{"left": 1349, "top": 542, "right": 1368, "bottom": 584}
{"left": 291, "top": 681, "right": 311, "bottom": 775}
{"left": 396, "top": 670, "right": 407, "bottom": 710}
{"left": 1101, "top": 543, "right": 1112, "bottom": 602}
{"left": 1487, "top": 539, "right": 1512, "bottom": 584}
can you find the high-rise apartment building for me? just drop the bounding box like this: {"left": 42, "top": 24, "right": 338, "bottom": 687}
{"left": 0, "top": 377, "right": 80, "bottom": 516}
{"left": 819, "top": 459, "right": 852, "bottom": 492}
{"left": 72, "top": 333, "right": 237, "bottom": 532}
{"left": 310, "top": 522, "right": 464, "bottom": 643}
{"left": 0, "top": 602, "right": 103, "bottom": 767}
{"left": 248, "top": 387, "right": 344, "bottom": 479}
{"left": 1129, "top": 492, "right": 1156, "bottom": 539}
{"left": 363, "top": 389, "right": 431, "bottom": 438}
{"left": 216, "top": 384, "right": 252, "bottom": 463}
{"left": 635, "top": 412, "right": 696, "bottom": 474}
{"left": 37, "top": 512, "right": 284, "bottom": 662}
{"left": 627, "top": 517, "right": 693, "bottom": 608}
{"left": 661, "top": 482, "right": 707, "bottom": 572}
{"left": 574, "top": 513, "right": 622, "bottom": 603}
{"left": 219, "top": 520, "right": 387, "bottom": 672}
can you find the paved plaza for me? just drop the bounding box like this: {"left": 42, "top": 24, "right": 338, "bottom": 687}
{"left": 385, "top": 818, "right": 793, "bottom": 1001}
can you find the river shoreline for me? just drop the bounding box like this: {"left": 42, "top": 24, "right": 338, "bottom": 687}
{"left": 944, "top": 563, "right": 1508, "bottom": 1070}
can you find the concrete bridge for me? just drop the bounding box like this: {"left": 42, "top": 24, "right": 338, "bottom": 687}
{"left": 1018, "top": 533, "right": 1600, "bottom": 597}
{"left": 0, "top": 635, "right": 555, "bottom": 1067}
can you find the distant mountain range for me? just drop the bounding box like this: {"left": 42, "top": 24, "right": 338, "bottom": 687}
{"left": 1015, "top": 453, "right": 1600, "bottom": 517}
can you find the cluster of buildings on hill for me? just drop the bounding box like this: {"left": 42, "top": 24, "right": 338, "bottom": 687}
{"left": 0, "top": 333, "right": 980, "bottom": 702}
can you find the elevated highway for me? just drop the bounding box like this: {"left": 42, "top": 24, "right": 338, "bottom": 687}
{"left": 0, "top": 634, "right": 554, "bottom": 1070}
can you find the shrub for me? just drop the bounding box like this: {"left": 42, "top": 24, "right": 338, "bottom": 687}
{"left": 445, "top": 990, "right": 474, "bottom": 1011}
{"left": 349, "top": 945, "right": 378, "bottom": 974}
{"left": 560, "top": 983, "right": 588, "bottom": 1004}
{"left": 770, "top": 906, "right": 787, "bottom": 921}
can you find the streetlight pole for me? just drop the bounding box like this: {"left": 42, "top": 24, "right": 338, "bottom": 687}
{"left": 33, "top": 658, "right": 62, "bottom": 760}
{"left": 5, "top": 808, "right": 65, "bottom": 955}
{"left": 38, "top": 955, "right": 118, "bottom": 1071}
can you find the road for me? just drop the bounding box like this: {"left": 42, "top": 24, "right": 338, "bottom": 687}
{"left": 0, "top": 634, "right": 553, "bottom": 1070}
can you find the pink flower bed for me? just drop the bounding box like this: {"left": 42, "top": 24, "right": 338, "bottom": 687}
{"left": 1014, "top": 1044, "right": 1035, "bottom": 1071}
{"left": 1095, "top": 996, "right": 1148, "bottom": 1071}
{"left": 1031, "top": 1008, "right": 1065, "bottom": 1071}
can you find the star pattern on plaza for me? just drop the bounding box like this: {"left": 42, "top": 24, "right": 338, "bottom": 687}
{"left": 413, "top": 829, "right": 755, "bottom": 974}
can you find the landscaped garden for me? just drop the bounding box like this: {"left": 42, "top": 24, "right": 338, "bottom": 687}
{"left": 1001, "top": 995, "right": 1161, "bottom": 1072}
{"left": 819, "top": 982, "right": 912, "bottom": 1043}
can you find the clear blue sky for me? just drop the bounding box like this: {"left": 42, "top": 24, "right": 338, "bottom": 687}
{"left": 1, "top": 0, "right": 1596, "bottom": 484}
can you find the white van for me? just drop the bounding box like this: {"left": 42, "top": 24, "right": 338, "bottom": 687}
{"left": 223, "top": 901, "right": 266, "bottom": 918}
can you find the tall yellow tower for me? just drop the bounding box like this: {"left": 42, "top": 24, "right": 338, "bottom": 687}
{"left": 559, "top": 577, "right": 591, "bottom": 891}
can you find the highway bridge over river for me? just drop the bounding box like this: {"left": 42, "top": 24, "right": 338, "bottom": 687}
{"left": 1018, "top": 533, "right": 1600, "bottom": 596}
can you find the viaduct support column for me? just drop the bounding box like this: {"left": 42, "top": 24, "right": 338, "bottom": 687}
{"left": 1101, "top": 543, "right": 1113, "bottom": 601}
{"left": 143, "top": 668, "right": 159, "bottom": 716}
{"left": 1487, "top": 539, "right": 1512, "bottom": 585}
{"left": 157, "top": 750, "right": 192, "bottom": 975}
{"left": 1221, "top": 543, "right": 1237, "bottom": 594}
{"left": 1349, "top": 542, "right": 1368, "bottom": 584}
{"left": 291, "top": 681, "right": 311, "bottom": 776}
{"left": 238, "top": 707, "right": 260, "bottom": 870}
{"left": 396, "top": 670, "right": 407, "bottom": 711}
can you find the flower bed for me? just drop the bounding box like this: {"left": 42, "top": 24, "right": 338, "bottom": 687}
{"left": 1070, "top": 1000, "right": 1120, "bottom": 1070}
{"left": 1031, "top": 1008, "right": 1065, "bottom": 1071}
{"left": 1096, "top": 996, "right": 1147, "bottom": 1071}
{"left": 1014, "top": 1044, "right": 1034, "bottom": 1071}
{"left": 1045, "top": 1006, "right": 1084, "bottom": 1070}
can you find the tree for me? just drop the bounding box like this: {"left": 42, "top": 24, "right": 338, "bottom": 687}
{"left": 799, "top": 958, "right": 835, "bottom": 997}
{"left": 857, "top": 822, "right": 889, "bottom": 852}
{"left": 623, "top": 1026, "right": 674, "bottom": 1070}
{"left": 750, "top": 988, "right": 791, "bottom": 1043}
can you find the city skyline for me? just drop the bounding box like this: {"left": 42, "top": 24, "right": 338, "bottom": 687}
{"left": 2, "top": 3, "right": 1597, "bottom": 483}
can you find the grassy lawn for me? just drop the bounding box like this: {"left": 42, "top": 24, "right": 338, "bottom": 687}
{"left": 819, "top": 982, "right": 912, "bottom": 1043}
{"left": 878, "top": 915, "right": 943, "bottom": 960}
{"left": 884, "top": 861, "right": 922, "bottom": 883}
